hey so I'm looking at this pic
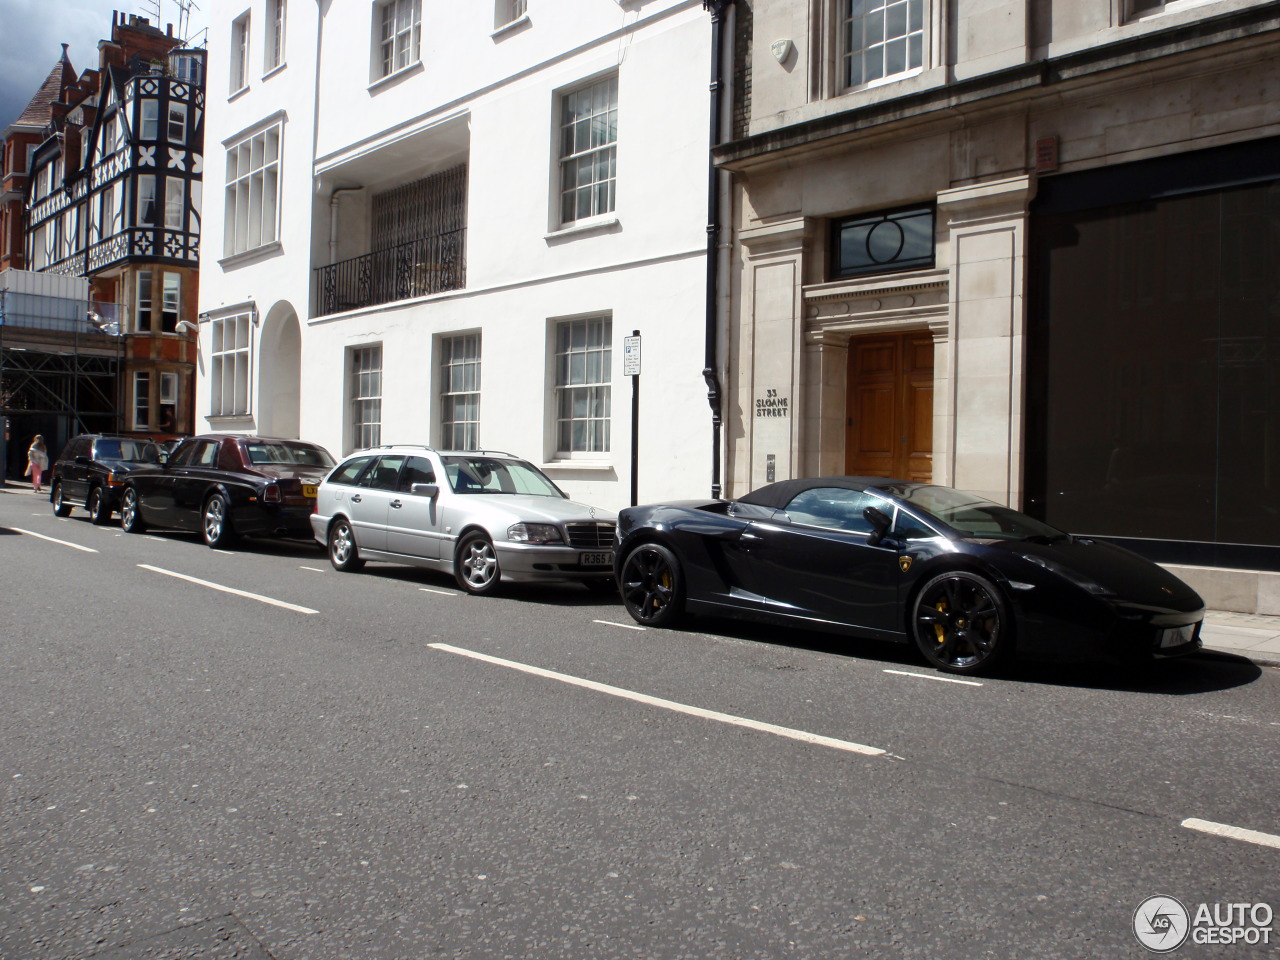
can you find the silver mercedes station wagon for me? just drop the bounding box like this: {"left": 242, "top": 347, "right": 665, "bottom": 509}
{"left": 311, "top": 445, "right": 617, "bottom": 595}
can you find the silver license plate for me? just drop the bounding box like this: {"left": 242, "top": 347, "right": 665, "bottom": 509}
{"left": 1160, "top": 624, "right": 1195, "bottom": 648}
{"left": 580, "top": 551, "right": 612, "bottom": 567}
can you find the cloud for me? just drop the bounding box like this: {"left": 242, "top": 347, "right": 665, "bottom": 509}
{"left": 0, "top": 0, "right": 206, "bottom": 130}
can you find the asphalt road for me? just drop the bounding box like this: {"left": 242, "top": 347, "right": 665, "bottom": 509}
{"left": 1, "top": 488, "right": 1278, "bottom": 959}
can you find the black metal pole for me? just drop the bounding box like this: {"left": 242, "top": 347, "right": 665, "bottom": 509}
{"left": 703, "top": 0, "right": 732, "bottom": 500}
{"left": 630, "top": 328, "right": 640, "bottom": 507}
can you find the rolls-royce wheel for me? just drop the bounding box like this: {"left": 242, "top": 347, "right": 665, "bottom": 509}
{"left": 912, "top": 570, "right": 1011, "bottom": 675}
{"left": 202, "top": 493, "right": 238, "bottom": 549}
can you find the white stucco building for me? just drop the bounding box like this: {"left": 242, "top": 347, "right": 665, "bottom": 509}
{"left": 197, "top": 0, "right": 719, "bottom": 509}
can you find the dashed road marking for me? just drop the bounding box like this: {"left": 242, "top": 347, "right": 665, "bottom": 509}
{"left": 137, "top": 564, "right": 318, "bottom": 614}
{"left": 883, "top": 669, "right": 983, "bottom": 687}
{"left": 1182, "top": 818, "right": 1280, "bottom": 851}
{"left": 594, "top": 619, "right": 645, "bottom": 631}
{"left": 420, "top": 587, "right": 456, "bottom": 596}
{"left": 12, "top": 528, "right": 98, "bottom": 553}
{"left": 299, "top": 566, "right": 325, "bottom": 573}
{"left": 429, "top": 642, "right": 885, "bottom": 757}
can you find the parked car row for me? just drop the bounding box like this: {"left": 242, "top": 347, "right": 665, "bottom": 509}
{"left": 49, "top": 433, "right": 1206, "bottom": 675}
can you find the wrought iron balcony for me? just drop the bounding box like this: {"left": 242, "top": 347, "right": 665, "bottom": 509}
{"left": 315, "top": 229, "right": 466, "bottom": 316}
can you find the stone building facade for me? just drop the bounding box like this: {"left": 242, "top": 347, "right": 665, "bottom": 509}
{"left": 715, "top": 0, "right": 1280, "bottom": 607}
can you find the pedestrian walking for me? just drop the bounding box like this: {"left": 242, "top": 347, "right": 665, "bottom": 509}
{"left": 26, "top": 435, "right": 48, "bottom": 494}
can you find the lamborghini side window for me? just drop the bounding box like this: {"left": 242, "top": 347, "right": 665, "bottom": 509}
{"left": 783, "top": 488, "right": 889, "bottom": 533}
{"left": 893, "top": 508, "right": 941, "bottom": 540}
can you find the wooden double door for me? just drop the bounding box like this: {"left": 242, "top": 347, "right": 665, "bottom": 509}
{"left": 845, "top": 332, "right": 934, "bottom": 482}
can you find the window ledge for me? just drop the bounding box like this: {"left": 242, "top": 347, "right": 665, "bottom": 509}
{"left": 491, "top": 14, "right": 530, "bottom": 39}
{"left": 208, "top": 414, "right": 255, "bottom": 425}
{"left": 218, "top": 240, "right": 283, "bottom": 270}
{"left": 262, "top": 62, "right": 287, "bottom": 81}
{"left": 544, "top": 216, "right": 620, "bottom": 243}
{"left": 368, "top": 60, "right": 424, "bottom": 94}
{"left": 227, "top": 84, "right": 250, "bottom": 103}
{"left": 542, "top": 459, "right": 614, "bottom": 471}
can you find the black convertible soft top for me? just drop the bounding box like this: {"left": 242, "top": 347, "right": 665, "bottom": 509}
{"left": 737, "top": 476, "right": 917, "bottom": 510}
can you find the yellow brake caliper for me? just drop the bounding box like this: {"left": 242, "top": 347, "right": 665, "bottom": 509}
{"left": 934, "top": 599, "right": 948, "bottom": 645}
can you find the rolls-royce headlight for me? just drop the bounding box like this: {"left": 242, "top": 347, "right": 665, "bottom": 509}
{"left": 508, "top": 522, "right": 563, "bottom": 544}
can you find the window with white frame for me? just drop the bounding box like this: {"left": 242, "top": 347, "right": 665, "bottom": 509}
{"left": 165, "top": 179, "right": 184, "bottom": 229}
{"left": 167, "top": 102, "right": 188, "bottom": 142}
{"left": 162, "top": 273, "right": 181, "bottom": 332}
{"left": 376, "top": 0, "right": 422, "bottom": 79}
{"left": 496, "top": 0, "right": 527, "bottom": 27}
{"left": 223, "top": 122, "right": 281, "bottom": 257}
{"left": 134, "top": 371, "right": 152, "bottom": 428}
{"left": 160, "top": 372, "right": 178, "bottom": 431}
{"left": 351, "top": 345, "right": 383, "bottom": 450}
{"left": 440, "top": 333, "right": 481, "bottom": 450}
{"left": 136, "top": 270, "right": 154, "bottom": 331}
{"left": 559, "top": 75, "right": 618, "bottom": 225}
{"left": 137, "top": 175, "right": 157, "bottom": 225}
{"left": 231, "top": 12, "right": 251, "bottom": 93}
{"left": 140, "top": 98, "right": 159, "bottom": 139}
{"left": 266, "top": 0, "right": 286, "bottom": 71}
{"left": 211, "top": 313, "right": 252, "bottom": 416}
{"left": 554, "top": 316, "right": 611, "bottom": 455}
{"left": 840, "top": 0, "right": 923, "bottom": 90}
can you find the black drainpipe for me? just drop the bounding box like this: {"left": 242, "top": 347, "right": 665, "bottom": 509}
{"left": 703, "top": 0, "right": 732, "bottom": 499}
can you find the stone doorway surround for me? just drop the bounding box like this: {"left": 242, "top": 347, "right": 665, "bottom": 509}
{"left": 731, "top": 174, "right": 1034, "bottom": 505}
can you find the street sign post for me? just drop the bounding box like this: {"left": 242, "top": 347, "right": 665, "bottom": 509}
{"left": 626, "top": 332, "right": 640, "bottom": 505}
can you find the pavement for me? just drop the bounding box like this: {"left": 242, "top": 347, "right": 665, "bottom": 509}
{"left": 2, "top": 478, "right": 1277, "bottom": 668}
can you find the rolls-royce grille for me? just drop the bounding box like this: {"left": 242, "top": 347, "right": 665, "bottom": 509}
{"left": 564, "top": 521, "right": 616, "bottom": 549}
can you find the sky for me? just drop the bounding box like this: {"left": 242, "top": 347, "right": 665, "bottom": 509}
{"left": 0, "top": 0, "right": 207, "bottom": 131}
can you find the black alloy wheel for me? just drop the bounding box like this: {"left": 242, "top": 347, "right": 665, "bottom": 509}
{"left": 912, "top": 570, "right": 1011, "bottom": 675}
{"left": 120, "top": 487, "right": 145, "bottom": 533}
{"left": 202, "top": 493, "right": 237, "bottom": 548}
{"left": 455, "top": 532, "right": 501, "bottom": 595}
{"left": 620, "top": 542, "right": 685, "bottom": 627}
{"left": 52, "top": 482, "right": 72, "bottom": 518}
{"left": 328, "top": 517, "right": 364, "bottom": 572}
{"left": 87, "top": 487, "right": 110, "bottom": 525}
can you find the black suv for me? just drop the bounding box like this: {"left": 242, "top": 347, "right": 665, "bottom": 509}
{"left": 50, "top": 434, "right": 164, "bottom": 524}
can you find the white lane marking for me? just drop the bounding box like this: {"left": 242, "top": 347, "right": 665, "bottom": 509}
{"left": 137, "top": 564, "right": 318, "bottom": 614}
{"left": 212, "top": 549, "right": 236, "bottom": 556}
{"left": 12, "top": 528, "right": 98, "bottom": 553}
{"left": 419, "top": 587, "right": 456, "bottom": 596}
{"left": 594, "top": 619, "right": 646, "bottom": 632}
{"left": 300, "top": 566, "right": 325, "bottom": 573}
{"left": 145, "top": 536, "right": 168, "bottom": 543}
{"left": 1182, "top": 818, "right": 1280, "bottom": 851}
{"left": 429, "top": 642, "right": 885, "bottom": 757}
{"left": 883, "top": 669, "right": 983, "bottom": 687}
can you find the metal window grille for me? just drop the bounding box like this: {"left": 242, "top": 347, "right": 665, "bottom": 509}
{"left": 559, "top": 76, "right": 617, "bottom": 224}
{"left": 211, "top": 313, "right": 251, "bottom": 416}
{"left": 351, "top": 345, "right": 383, "bottom": 450}
{"left": 371, "top": 165, "right": 466, "bottom": 251}
{"left": 380, "top": 0, "right": 422, "bottom": 77}
{"left": 555, "top": 317, "right": 611, "bottom": 454}
{"left": 440, "top": 333, "right": 481, "bottom": 450}
{"left": 841, "top": 0, "right": 923, "bottom": 89}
